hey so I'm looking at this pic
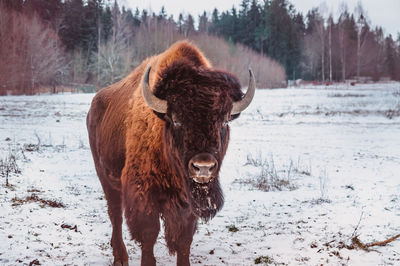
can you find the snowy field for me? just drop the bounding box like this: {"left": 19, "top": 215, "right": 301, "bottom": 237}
{"left": 0, "top": 83, "right": 399, "bottom": 265}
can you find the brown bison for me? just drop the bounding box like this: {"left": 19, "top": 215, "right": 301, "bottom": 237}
{"left": 87, "top": 41, "right": 255, "bottom": 266}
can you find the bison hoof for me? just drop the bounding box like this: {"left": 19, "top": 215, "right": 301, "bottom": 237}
{"left": 113, "top": 260, "right": 129, "bottom": 266}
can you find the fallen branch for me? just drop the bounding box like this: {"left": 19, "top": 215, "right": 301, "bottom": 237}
{"left": 351, "top": 234, "right": 400, "bottom": 251}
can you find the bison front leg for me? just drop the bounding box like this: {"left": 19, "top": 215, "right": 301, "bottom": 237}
{"left": 164, "top": 213, "right": 197, "bottom": 266}
{"left": 124, "top": 198, "right": 160, "bottom": 266}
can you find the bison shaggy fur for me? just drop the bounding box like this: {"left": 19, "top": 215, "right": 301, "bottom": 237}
{"left": 87, "top": 41, "right": 250, "bottom": 266}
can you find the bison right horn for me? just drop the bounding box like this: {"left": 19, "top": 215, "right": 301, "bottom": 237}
{"left": 142, "top": 66, "right": 168, "bottom": 113}
{"left": 231, "top": 68, "right": 256, "bottom": 115}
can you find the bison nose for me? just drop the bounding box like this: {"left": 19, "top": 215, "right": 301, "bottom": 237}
{"left": 188, "top": 153, "right": 218, "bottom": 184}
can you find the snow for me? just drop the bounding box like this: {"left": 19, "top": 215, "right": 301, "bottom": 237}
{"left": 0, "top": 83, "right": 399, "bottom": 265}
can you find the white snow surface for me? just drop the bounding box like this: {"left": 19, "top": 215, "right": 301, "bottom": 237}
{"left": 0, "top": 83, "right": 399, "bottom": 265}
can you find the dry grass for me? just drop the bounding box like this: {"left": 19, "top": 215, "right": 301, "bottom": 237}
{"left": 236, "top": 153, "right": 299, "bottom": 192}
{"left": 11, "top": 194, "right": 65, "bottom": 208}
{"left": 328, "top": 93, "right": 367, "bottom": 98}
{"left": 254, "top": 255, "right": 275, "bottom": 264}
{"left": 277, "top": 108, "right": 400, "bottom": 119}
{"left": 0, "top": 149, "right": 21, "bottom": 186}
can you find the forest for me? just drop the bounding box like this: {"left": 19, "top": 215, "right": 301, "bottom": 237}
{"left": 1, "top": 0, "right": 399, "bottom": 95}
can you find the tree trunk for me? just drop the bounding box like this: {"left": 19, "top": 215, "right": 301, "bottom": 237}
{"left": 329, "top": 20, "right": 332, "bottom": 82}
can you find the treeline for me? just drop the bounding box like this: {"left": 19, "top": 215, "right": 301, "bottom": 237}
{"left": 0, "top": 0, "right": 284, "bottom": 95}
{"left": 210, "top": 0, "right": 400, "bottom": 81}
{"left": 1, "top": 0, "right": 399, "bottom": 95}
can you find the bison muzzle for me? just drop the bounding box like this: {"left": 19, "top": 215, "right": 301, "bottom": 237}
{"left": 87, "top": 41, "right": 255, "bottom": 266}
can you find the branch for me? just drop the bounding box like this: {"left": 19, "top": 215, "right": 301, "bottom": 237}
{"left": 351, "top": 234, "right": 400, "bottom": 251}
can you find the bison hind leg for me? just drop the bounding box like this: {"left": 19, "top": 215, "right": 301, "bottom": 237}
{"left": 98, "top": 178, "right": 129, "bottom": 265}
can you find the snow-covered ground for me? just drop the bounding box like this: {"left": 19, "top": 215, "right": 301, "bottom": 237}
{"left": 0, "top": 83, "right": 399, "bottom": 265}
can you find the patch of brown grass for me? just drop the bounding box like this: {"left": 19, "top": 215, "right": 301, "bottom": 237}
{"left": 11, "top": 194, "right": 65, "bottom": 208}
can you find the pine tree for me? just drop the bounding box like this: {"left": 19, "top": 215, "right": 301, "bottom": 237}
{"left": 60, "top": 0, "right": 85, "bottom": 51}
{"left": 198, "top": 11, "right": 209, "bottom": 33}
{"left": 396, "top": 34, "right": 400, "bottom": 80}
{"left": 183, "top": 14, "right": 195, "bottom": 37}
{"left": 384, "top": 35, "right": 397, "bottom": 80}
{"left": 209, "top": 8, "right": 220, "bottom": 35}
{"left": 158, "top": 6, "right": 167, "bottom": 22}
{"left": 102, "top": 6, "right": 113, "bottom": 42}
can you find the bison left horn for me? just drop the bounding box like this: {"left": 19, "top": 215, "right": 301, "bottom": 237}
{"left": 142, "top": 66, "right": 168, "bottom": 113}
{"left": 231, "top": 69, "right": 256, "bottom": 115}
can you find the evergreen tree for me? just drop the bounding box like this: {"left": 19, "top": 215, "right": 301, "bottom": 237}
{"left": 230, "top": 7, "right": 239, "bottom": 42}
{"left": 82, "top": 0, "right": 103, "bottom": 53}
{"left": 141, "top": 9, "right": 148, "bottom": 26}
{"left": 183, "top": 14, "right": 195, "bottom": 37}
{"left": 158, "top": 6, "right": 167, "bottom": 22}
{"left": 396, "top": 34, "right": 400, "bottom": 80}
{"left": 60, "top": 0, "right": 85, "bottom": 51}
{"left": 198, "top": 11, "right": 209, "bottom": 33}
{"left": 177, "top": 13, "right": 184, "bottom": 34}
{"left": 101, "top": 6, "right": 113, "bottom": 43}
{"left": 265, "top": 0, "right": 294, "bottom": 76}
{"left": 209, "top": 8, "right": 220, "bottom": 35}
{"left": 384, "top": 35, "right": 397, "bottom": 79}
{"left": 132, "top": 8, "right": 141, "bottom": 27}
{"left": 246, "top": 0, "right": 261, "bottom": 49}
{"left": 254, "top": 4, "right": 270, "bottom": 54}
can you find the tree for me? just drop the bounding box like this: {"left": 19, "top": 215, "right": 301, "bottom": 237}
{"left": 94, "top": 0, "right": 134, "bottom": 85}
{"left": 198, "top": 11, "right": 209, "bottom": 34}
{"left": 328, "top": 15, "right": 333, "bottom": 81}
{"left": 0, "top": 5, "right": 67, "bottom": 94}
{"left": 101, "top": 6, "right": 113, "bottom": 42}
{"left": 209, "top": 8, "right": 220, "bottom": 35}
{"left": 23, "top": 0, "right": 63, "bottom": 26}
{"left": 354, "top": 1, "right": 368, "bottom": 78}
{"left": 183, "top": 14, "right": 195, "bottom": 37}
{"left": 158, "top": 6, "right": 167, "bottom": 22}
{"left": 338, "top": 4, "right": 349, "bottom": 81}
{"left": 177, "top": 13, "right": 184, "bottom": 34}
{"left": 396, "top": 34, "right": 400, "bottom": 80}
{"left": 60, "top": 0, "right": 85, "bottom": 51}
{"left": 383, "top": 35, "right": 397, "bottom": 79}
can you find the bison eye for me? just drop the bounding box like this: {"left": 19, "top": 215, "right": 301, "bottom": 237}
{"left": 171, "top": 113, "right": 181, "bottom": 127}
{"left": 173, "top": 120, "right": 181, "bottom": 127}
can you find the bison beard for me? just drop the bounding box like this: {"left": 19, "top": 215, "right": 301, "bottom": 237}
{"left": 188, "top": 177, "right": 224, "bottom": 221}
{"left": 87, "top": 41, "right": 255, "bottom": 266}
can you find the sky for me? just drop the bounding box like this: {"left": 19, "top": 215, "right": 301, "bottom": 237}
{"left": 123, "top": 0, "right": 400, "bottom": 38}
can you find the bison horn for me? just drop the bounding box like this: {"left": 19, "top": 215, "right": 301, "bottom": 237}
{"left": 231, "top": 69, "right": 256, "bottom": 115}
{"left": 142, "top": 66, "right": 168, "bottom": 113}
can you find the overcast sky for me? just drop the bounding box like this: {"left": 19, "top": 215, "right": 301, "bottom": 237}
{"left": 123, "top": 0, "right": 399, "bottom": 38}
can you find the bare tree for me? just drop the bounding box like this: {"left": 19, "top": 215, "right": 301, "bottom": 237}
{"left": 328, "top": 14, "right": 333, "bottom": 82}
{"left": 317, "top": 2, "right": 328, "bottom": 81}
{"left": 0, "top": 5, "right": 67, "bottom": 94}
{"left": 94, "top": 2, "right": 134, "bottom": 85}
{"left": 354, "top": 1, "right": 369, "bottom": 78}
{"left": 338, "top": 2, "right": 348, "bottom": 81}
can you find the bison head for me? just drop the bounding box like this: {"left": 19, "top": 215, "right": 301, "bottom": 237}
{"left": 142, "top": 60, "right": 255, "bottom": 220}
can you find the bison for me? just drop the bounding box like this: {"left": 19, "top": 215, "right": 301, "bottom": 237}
{"left": 87, "top": 41, "right": 255, "bottom": 266}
